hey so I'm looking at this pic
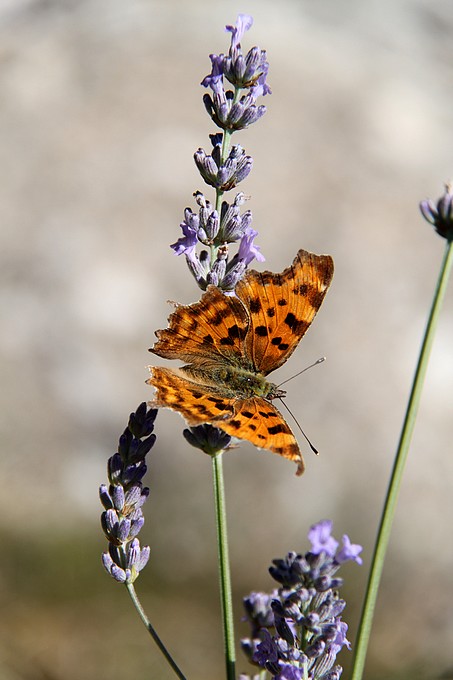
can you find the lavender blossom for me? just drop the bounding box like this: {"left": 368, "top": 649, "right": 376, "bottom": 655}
{"left": 183, "top": 423, "right": 232, "bottom": 455}
{"left": 241, "top": 521, "right": 363, "bottom": 680}
{"left": 420, "top": 182, "right": 453, "bottom": 241}
{"left": 100, "top": 402, "right": 157, "bottom": 583}
{"left": 172, "top": 14, "right": 270, "bottom": 292}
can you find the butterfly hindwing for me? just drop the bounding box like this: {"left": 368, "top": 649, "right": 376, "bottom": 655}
{"left": 148, "top": 366, "right": 305, "bottom": 474}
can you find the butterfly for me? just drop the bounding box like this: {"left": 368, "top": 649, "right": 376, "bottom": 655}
{"left": 147, "top": 249, "right": 334, "bottom": 475}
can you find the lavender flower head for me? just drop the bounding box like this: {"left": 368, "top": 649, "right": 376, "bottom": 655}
{"left": 241, "top": 520, "right": 363, "bottom": 680}
{"left": 171, "top": 14, "right": 269, "bottom": 292}
{"left": 100, "top": 403, "right": 157, "bottom": 583}
{"left": 420, "top": 181, "right": 453, "bottom": 241}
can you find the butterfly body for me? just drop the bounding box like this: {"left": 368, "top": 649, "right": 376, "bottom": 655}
{"left": 181, "top": 363, "right": 281, "bottom": 399}
{"left": 148, "top": 249, "right": 334, "bottom": 475}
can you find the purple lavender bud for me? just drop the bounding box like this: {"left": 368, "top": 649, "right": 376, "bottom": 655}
{"left": 102, "top": 551, "right": 114, "bottom": 572}
{"left": 137, "top": 546, "right": 151, "bottom": 572}
{"left": 124, "top": 485, "right": 147, "bottom": 511}
{"left": 206, "top": 270, "right": 219, "bottom": 286}
{"left": 308, "top": 520, "right": 339, "bottom": 557}
{"left": 102, "top": 508, "right": 119, "bottom": 536}
{"left": 243, "top": 47, "right": 261, "bottom": 82}
{"left": 420, "top": 182, "right": 453, "bottom": 240}
{"left": 306, "top": 639, "right": 326, "bottom": 659}
{"left": 122, "top": 461, "right": 147, "bottom": 486}
{"left": 102, "top": 552, "right": 127, "bottom": 583}
{"left": 108, "top": 453, "right": 123, "bottom": 483}
{"left": 128, "top": 401, "right": 157, "bottom": 438}
{"left": 194, "top": 148, "right": 220, "bottom": 186}
{"left": 211, "top": 255, "right": 227, "bottom": 282}
{"left": 184, "top": 249, "right": 208, "bottom": 289}
{"left": 118, "top": 430, "right": 132, "bottom": 458}
{"left": 183, "top": 423, "right": 232, "bottom": 454}
{"left": 303, "top": 611, "right": 321, "bottom": 633}
{"left": 116, "top": 518, "right": 131, "bottom": 543}
{"left": 272, "top": 601, "right": 295, "bottom": 646}
{"left": 220, "top": 260, "right": 247, "bottom": 291}
{"left": 99, "top": 484, "right": 113, "bottom": 510}
{"left": 238, "top": 103, "right": 267, "bottom": 128}
{"left": 111, "top": 484, "right": 125, "bottom": 511}
{"left": 202, "top": 210, "right": 220, "bottom": 241}
{"left": 243, "top": 591, "right": 276, "bottom": 632}
{"left": 136, "top": 434, "right": 156, "bottom": 458}
{"left": 129, "top": 516, "right": 145, "bottom": 539}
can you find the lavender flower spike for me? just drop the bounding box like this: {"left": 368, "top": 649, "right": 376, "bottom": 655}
{"left": 241, "top": 521, "right": 362, "bottom": 680}
{"left": 173, "top": 14, "right": 269, "bottom": 290}
{"left": 100, "top": 402, "right": 157, "bottom": 584}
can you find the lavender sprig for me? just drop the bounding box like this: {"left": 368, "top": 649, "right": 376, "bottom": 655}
{"left": 171, "top": 13, "right": 269, "bottom": 292}
{"left": 101, "top": 404, "right": 187, "bottom": 679}
{"left": 100, "top": 402, "right": 156, "bottom": 583}
{"left": 241, "top": 521, "right": 363, "bottom": 680}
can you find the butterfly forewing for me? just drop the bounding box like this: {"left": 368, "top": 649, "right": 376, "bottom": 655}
{"left": 151, "top": 284, "right": 250, "bottom": 368}
{"left": 235, "top": 249, "right": 334, "bottom": 375}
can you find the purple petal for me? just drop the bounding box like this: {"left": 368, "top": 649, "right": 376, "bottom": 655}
{"left": 171, "top": 220, "right": 198, "bottom": 257}
{"left": 336, "top": 535, "right": 363, "bottom": 565}
{"left": 237, "top": 227, "right": 265, "bottom": 265}
{"left": 253, "top": 629, "right": 279, "bottom": 665}
{"left": 308, "top": 520, "right": 339, "bottom": 557}
{"left": 201, "top": 54, "right": 225, "bottom": 92}
{"left": 226, "top": 14, "right": 254, "bottom": 49}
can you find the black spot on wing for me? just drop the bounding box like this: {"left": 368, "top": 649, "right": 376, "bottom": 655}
{"left": 267, "top": 424, "right": 287, "bottom": 435}
{"left": 249, "top": 298, "right": 261, "bottom": 313}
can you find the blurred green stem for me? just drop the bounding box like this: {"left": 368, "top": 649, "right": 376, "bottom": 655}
{"left": 126, "top": 582, "right": 187, "bottom": 679}
{"left": 212, "top": 452, "right": 236, "bottom": 680}
{"left": 351, "top": 238, "right": 453, "bottom": 680}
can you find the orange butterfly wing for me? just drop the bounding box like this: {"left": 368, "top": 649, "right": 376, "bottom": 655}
{"left": 151, "top": 284, "right": 251, "bottom": 369}
{"left": 235, "top": 249, "right": 334, "bottom": 375}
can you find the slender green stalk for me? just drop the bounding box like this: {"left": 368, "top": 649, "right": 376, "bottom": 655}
{"left": 351, "top": 238, "right": 453, "bottom": 680}
{"left": 126, "top": 582, "right": 187, "bottom": 680}
{"left": 212, "top": 452, "right": 236, "bottom": 680}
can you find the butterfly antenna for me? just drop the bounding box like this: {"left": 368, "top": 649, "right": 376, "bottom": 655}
{"left": 277, "top": 357, "right": 326, "bottom": 388}
{"left": 277, "top": 397, "right": 319, "bottom": 455}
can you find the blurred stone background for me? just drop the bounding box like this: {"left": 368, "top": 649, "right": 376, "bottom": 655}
{"left": 1, "top": 0, "right": 452, "bottom": 678}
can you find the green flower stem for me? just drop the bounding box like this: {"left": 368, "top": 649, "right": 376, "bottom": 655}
{"left": 212, "top": 452, "right": 236, "bottom": 680}
{"left": 126, "top": 582, "right": 187, "bottom": 680}
{"left": 351, "top": 238, "right": 453, "bottom": 680}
